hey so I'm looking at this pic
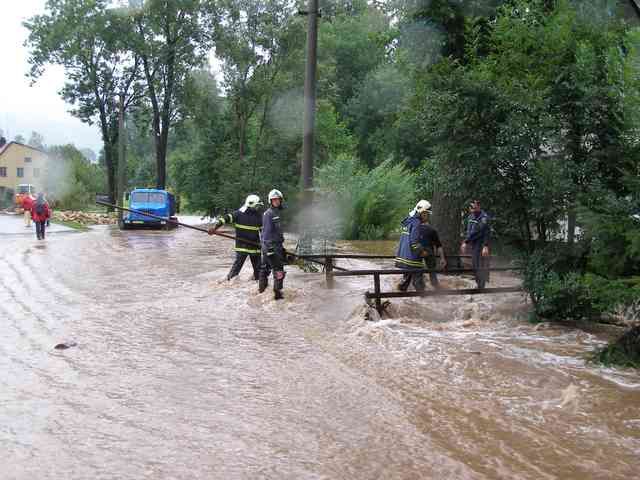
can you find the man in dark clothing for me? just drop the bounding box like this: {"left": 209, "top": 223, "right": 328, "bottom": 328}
{"left": 395, "top": 200, "right": 447, "bottom": 291}
{"left": 258, "top": 189, "right": 286, "bottom": 300}
{"left": 208, "top": 194, "right": 263, "bottom": 281}
{"left": 419, "top": 218, "right": 447, "bottom": 289}
{"left": 461, "top": 200, "right": 491, "bottom": 289}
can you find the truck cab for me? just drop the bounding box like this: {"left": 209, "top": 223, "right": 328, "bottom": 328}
{"left": 122, "top": 188, "right": 177, "bottom": 229}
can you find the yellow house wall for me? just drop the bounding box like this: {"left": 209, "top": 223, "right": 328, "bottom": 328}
{"left": 0, "top": 143, "right": 49, "bottom": 194}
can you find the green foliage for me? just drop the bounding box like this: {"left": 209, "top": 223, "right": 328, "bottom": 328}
{"left": 578, "top": 192, "right": 640, "bottom": 278}
{"left": 595, "top": 324, "right": 640, "bottom": 369}
{"left": 315, "top": 155, "right": 416, "bottom": 240}
{"left": 24, "top": 0, "right": 140, "bottom": 204}
{"left": 46, "top": 144, "right": 107, "bottom": 210}
{"left": 581, "top": 273, "right": 640, "bottom": 315}
{"left": 523, "top": 246, "right": 640, "bottom": 322}
{"left": 346, "top": 65, "right": 410, "bottom": 167}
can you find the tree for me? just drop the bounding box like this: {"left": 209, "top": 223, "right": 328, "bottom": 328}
{"left": 46, "top": 144, "right": 107, "bottom": 209}
{"left": 213, "top": 0, "right": 299, "bottom": 167}
{"left": 28, "top": 131, "right": 46, "bottom": 150}
{"left": 24, "top": 0, "right": 141, "bottom": 206}
{"left": 129, "top": 0, "right": 214, "bottom": 189}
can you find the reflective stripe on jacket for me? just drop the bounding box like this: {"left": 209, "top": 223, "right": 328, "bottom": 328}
{"left": 219, "top": 208, "right": 262, "bottom": 254}
{"left": 394, "top": 215, "right": 425, "bottom": 269}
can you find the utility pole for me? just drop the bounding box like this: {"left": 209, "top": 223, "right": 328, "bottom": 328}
{"left": 299, "top": 0, "right": 319, "bottom": 264}
{"left": 117, "top": 92, "right": 126, "bottom": 227}
{"left": 302, "top": 0, "right": 319, "bottom": 204}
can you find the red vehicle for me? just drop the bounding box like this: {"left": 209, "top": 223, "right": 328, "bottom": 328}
{"left": 14, "top": 184, "right": 36, "bottom": 212}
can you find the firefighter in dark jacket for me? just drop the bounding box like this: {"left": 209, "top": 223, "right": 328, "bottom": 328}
{"left": 208, "top": 194, "right": 263, "bottom": 281}
{"left": 460, "top": 199, "right": 491, "bottom": 289}
{"left": 258, "top": 189, "right": 286, "bottom": 300}
{"left": 395, "top": 200, "right": 446, "bottom": 291}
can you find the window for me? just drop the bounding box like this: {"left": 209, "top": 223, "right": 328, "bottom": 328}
{"left": 33, "top": 168, "right": 40, "bottom": 178}
{"left": 24, "top": 157, "right": 32, "bottom": 163}
{"left": 130, "top": 192, "right": 165, "bottom": 204}
{"left": 17, "top": 168, "right": 24, "bottom": 178}
{"left": 0, "top": 167, "right": 6, "bottom": 177}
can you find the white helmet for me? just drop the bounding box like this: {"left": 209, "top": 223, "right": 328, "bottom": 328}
{"left": 410, "top": 199, "right": 432, "bottom": 217}
{"left": 268, "top": 189, "right": 284, "bottom": 202}
{"left": 239, "top": 194, "right": 263, "bottom": 212}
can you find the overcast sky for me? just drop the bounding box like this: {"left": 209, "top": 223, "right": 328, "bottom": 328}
{"left": 0, "top": 1, "right": 222, "bottom": 155}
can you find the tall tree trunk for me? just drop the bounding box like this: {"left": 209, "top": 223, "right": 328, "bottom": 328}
{"left": 431, "top": 187, "right": 464, "bottom": 268}
{"left": 155, "top": 139, "right": 167, "bottom": 189}
{"left": 104, "top": 142, "right": 117, "bottom": 208}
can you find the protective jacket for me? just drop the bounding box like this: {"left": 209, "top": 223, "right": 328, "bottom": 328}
{"left": 465, "top": 210, "right": 490, "bottom": 246}
{"left": 261, "top": 207, "right": 284, "bottom": 254}
{"left": 218, "top": 208, "right": 262, "bottom": 254}
{"left": 395, "top": 215, "right": 425, "bottom": 269}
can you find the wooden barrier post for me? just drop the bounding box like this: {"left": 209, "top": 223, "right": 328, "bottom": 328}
{"left": 373, "top": 272, "right": 382, "bottom": 313}
{"left": 325, "top": 256, "right": 334, "bottom": 289}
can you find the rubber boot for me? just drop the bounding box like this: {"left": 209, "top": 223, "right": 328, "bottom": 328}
{"left": 273, "top": 271, "right": 284, "bottom": 300}
{"left": 258, "top": 272, "right": 268, "bottom": 293}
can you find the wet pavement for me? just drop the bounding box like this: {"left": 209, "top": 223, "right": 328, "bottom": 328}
{"left": 0, "top": 212, "right": 74, "bottom": 235}
{"left": 1, "top": 222, "right": 639, "bottom": 479}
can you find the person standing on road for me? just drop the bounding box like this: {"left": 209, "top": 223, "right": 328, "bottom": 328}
{"left": 208, "top": 194, "right": 264, "bottom": 281}
{"left": 22, "top": 192, "right": 34, "bottom": 228}
{"left": 258, "top": 189, "right": 286, "bottom": 300}
{"left": 460, "top": 199, "right": 491, "bottom": 289}
{"left": 31, "top": 192, "right": 51, "bottom": 240}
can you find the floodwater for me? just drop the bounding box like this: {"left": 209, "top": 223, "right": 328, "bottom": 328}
{"left": 1, "top": 221, "right": 639, "bottom": 479}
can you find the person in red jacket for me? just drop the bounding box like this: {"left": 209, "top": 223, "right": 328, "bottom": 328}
{"left": 31, "top": 193, "right": 51, "bottom": 240}
{"left": 22, "top": 193, "right": 34, "bottom": 228}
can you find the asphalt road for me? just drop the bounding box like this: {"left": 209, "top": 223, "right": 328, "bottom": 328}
{"left": 0, "top": 212, "right": 75, "bottom": 235}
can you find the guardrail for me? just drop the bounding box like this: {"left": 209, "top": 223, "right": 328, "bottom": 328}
{"left": 297, "top": 254, "right": 523, "bottom": 315}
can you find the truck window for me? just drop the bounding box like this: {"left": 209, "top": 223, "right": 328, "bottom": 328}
{"left": 131, "top": 192, "right": 165, "bottom": 203}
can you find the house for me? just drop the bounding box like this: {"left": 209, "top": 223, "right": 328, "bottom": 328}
{"left": 0, "top": 137, "right": 49, "bottom": 200}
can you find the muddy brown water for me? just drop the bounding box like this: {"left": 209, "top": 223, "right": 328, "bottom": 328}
{"left": 1, "top": 222, "right": 639, "bottom": 479}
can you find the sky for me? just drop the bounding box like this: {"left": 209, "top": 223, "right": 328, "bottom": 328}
{"left": 0, "top": 1, "right": 222, "bottom": 156}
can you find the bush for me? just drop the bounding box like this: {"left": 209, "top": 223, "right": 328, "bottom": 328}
{"left": 315, "top": 155, "right": 416, "bottom": 240}
{"left": 523, "top": 250, "right": 640, "bottom": 322}
{"left": 579, "top": 194, "right": 640, "bottom": 278}
{"left": 523, "top": 248, "right": 595, "bottom": 321}
{"left": 581, "top": 273, "right": 640, "bottom": 316}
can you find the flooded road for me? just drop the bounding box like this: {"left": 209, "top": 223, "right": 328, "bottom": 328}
{"left": 1, "top": 222, "right": 639, "bottom": 479}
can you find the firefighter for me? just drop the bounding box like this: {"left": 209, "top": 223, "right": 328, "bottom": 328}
{"left": 208, "top": 194, "right": 263, "bottom": 281}
{"left": 460, "top": 199, "right": 491, "bottom": 289}
{"left": 395, "top": 200, "right": 433, "bottom": 292}
{"left": 258, "top": 189, "right": 286, "bottom": 300}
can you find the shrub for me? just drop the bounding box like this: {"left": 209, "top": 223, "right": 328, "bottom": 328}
{"left": 523, "top": 249, "right": 594, "bottom": 321}
{"left": 315, "top": 155, "right": 416, "bottom": 240}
